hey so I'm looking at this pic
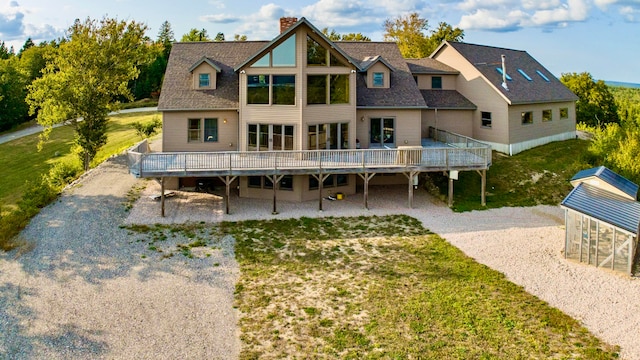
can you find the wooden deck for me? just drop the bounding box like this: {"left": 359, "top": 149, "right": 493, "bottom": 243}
{"left": 127, "top": 130, "right": 491, "bottom": 178}
{"left": 126, "top": 129, "right": 492, "bottom": 214}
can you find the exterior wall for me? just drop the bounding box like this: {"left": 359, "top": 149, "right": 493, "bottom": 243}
{"left": 238, "top": 175, "right": 356, "bottom": 201}
{"left": 192, "top": 63, "right": 217, "bottom": 90}
{"left": 415, "top": 74, "right": 457, "bottom": 90}
{"left": 432, "top": 45, "right": 510, "bottom": 146}
{"left": 162, "top": 110, "right": 239, "bottom": 152}
{"left": 356, "top": 109, "right": 422, "bottom": 148}
{"left": 366, "top": 62, "right": 391, "bottom": 88}
{"left": 508, "top": 102, "right": 576, "bottom": 144}
{"left": 421, "top": 109, "right": 474, "bottom": 138}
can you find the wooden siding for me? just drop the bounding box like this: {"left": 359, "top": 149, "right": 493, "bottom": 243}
{"left": 433, "top": 45, "right": 511, "bottom": 145}
{"left": 508, "top": 102, "right": 577, "bottom": 144}
{"left": 162, "top": 111, "right": 239, "bottom": 152}
{"left": 415, "top": 74, "right": 457, "bottom": 90}
{"left": 191, "top": 62, "right": 217, "bottom": 90}
{"left": 421, "top": 109, "right": 474, "bottom": 138}
{"left": 356, "top": 109, "right": 422, "bottom": 149}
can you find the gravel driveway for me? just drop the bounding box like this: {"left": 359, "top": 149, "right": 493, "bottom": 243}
{"left": 0, "top": 155, "right": 239, "bottom": 359}
{"left": 2, "top": 154, "right": 640, "bottom": 359}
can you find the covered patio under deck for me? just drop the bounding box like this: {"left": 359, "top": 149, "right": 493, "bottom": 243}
{"left": 126, "top": 129, "right": 492, "bottom": 216}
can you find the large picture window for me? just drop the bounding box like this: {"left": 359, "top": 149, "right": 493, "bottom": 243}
{"left": 307, "top": 75, "right": 349, "bottom": 105}
{"left": 247, "top": 75, "right": 269, "bottom": 104}
{"left": 247, "top": 74, "right": 295, "bottom": 105}
{"left": 307, "top": 36, "right": 327, "bottom": 66}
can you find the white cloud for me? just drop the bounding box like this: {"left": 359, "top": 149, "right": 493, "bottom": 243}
{"left": 458, "top": 8, "right": 526, "bottom": 31}
{"left": 530, "top": 0, "right": 591, "bottom": 25}
{"left": 0, "top": 1, "right": 24, "bottom": 39}
{"left": 301, "top": 0, "right": 379, "bottom": 27}
{"left": 200, "top": 13, "right": 240, "bottom": 24}
{"left": 232, "top": 3, "right": 286, "bottom": 39}
{"left": 457, "top": 0, "right": 517, "bottom": 12}
{"left": 620, "top": 5, "right": 640, "bottom": 21}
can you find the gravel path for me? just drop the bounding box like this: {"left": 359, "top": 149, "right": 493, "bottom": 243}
{"left": 0, "top": 155, "right": 239, "bottom": 359}
{"left": 2, "top": 155, "right": 640, "bottom": 359}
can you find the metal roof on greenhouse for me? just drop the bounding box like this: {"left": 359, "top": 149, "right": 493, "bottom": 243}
{"left": 561, "top": 182, "right": 640, "bottom": 234}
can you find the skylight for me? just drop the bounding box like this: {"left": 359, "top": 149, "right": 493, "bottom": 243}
{"left": 517, "top": 69, "right": 532, "bottom": 81}
{"left": 536, "top": 70, "right": 550, "bottom": 82}
{"left": 496, "top": 67, "right": 512, "bottom": 80}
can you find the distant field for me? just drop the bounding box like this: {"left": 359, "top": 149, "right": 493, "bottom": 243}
{"left": 605, "top": 81, "right": 640, "bottom": 89}
{"left": 0, "top": 112, "right": 159, "bottom": 209}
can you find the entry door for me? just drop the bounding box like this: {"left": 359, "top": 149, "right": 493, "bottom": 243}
{"left": 370, "top": 118, "right": 395, "bottom": 147}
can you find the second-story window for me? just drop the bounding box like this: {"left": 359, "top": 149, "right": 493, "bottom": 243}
{"left": 247, "top": 75, "right": 270, "bottom": 104}
{"left": 481, "top": 112, "right": 492, "bottom": 128}
{"left": 247, "top": 75, "right": 296, "bottom": 105}
{"left": 199, "top": 73, "right": 210, "bottom": 88}
{"left": 307, "top": 75, "right": 349, "bottom": 105}
{"left": 373, "top": 72, "right": 384, "bottom": 87}
{"left": 431, "top": 76, "right": 442, "bottom": 89}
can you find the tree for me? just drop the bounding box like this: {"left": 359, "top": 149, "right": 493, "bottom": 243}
{"left": 0, "top": 41, "right": 13, "bottom": 59}
{"left": 214, "top": 32, "right": 225, "bottom": 41}
{"left": 18, "top": 38, "right": 35, "bottom": 57}
{"left": 181, "top": 28, "right": 210, "bottom": 42}
{"left": 383, "top": 13, "right": 463, "bottom": 58}
{"left": 234, "top": 34, "right": 247, "bottom": 41}
{"left": 321, "top": 28, "right": 371, "bottom": 41}
{"left": 560, "top": 72, "right": 619, "bottom": 126}
{"left": 156, "top": 20, "right": 174, "bottom": 58}
{"left": 0, "top": 57, "right": 29, "bottom": 131}
{"left": 27, "top": 17, "right": 150, "bottom": 170}
{"left": 132, "top": 116, "right": 162, "bottom": 139}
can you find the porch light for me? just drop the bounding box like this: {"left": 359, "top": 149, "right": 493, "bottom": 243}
{"left": 223, "top": 118, "right": 227, "bottom": 124}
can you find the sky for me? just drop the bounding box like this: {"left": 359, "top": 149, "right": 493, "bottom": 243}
{"left": 0, "top": 0, "right": 638, "bottom": 83}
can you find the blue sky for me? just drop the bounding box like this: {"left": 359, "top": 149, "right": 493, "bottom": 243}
{"left": 1, "top": 0, "right": 638, "bottom": 83}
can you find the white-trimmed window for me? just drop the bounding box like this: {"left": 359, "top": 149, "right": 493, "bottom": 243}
{"left": 204, "top": 118, "right": 218, "bottom": 142}
{"left": 373, "top": 72, "right": 384, "bottom": 87}
{"left": 542, "top": 109, "right": 552, "bottom": 122}
{"left": 560, "top": 107, "right": 569, "bottom": 119}
{"left": 481, "top": 111, "right": 492, "bottom": 128}
{"left": 199, "top": 73, "right": 210, "bottom": 88}
{"left": 188, "top": 118, "right": 201, "bottom": 142}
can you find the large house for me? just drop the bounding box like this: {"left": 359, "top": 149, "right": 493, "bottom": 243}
{"left": 129, "top": 17, "right": 577, "bottom": 210}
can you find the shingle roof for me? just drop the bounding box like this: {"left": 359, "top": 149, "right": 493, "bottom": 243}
{"left": 419, "top": 90, "right": 476, "bottom": 109}
{"left": 337, "top": 42, "right": 426, "bottom": 108}
{"left": 570, "top": 166, "right": 638, "bottom": 200}
{"left": 561, "top": 183, "right": 640, "bottom": 234}
{"left": 439, "top": 41, "right": 578, "bottom": 105}
{"left": 159, "top": 41, "right": 267, "bottom": 111}
{"left": 406, "top": 58, "right": 459, "bottom": 74}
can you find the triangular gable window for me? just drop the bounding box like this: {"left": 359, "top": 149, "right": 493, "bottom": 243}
{"left": 252, "top": 53, "right": 270, "bottom": 67}
{"left": 307, "top": 36, "right": 326, "bottom": 66}
{"left": 272, "top": 34, "right": 296, "bottom": 67}
{"left": 330, "top": 53, "right": 347, "bottom": 67}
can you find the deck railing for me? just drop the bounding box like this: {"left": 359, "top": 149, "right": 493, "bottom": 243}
{"left": 127, "top": 131, "right": 491, "bottom": 178}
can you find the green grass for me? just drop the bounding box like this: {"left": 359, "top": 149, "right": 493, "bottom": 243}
{"left": 0, "top": 111, "right": 159, "bottom": 209}
{"left": 223, "top": 215, "right": 618, "bottom": 359}
{"left": 431, "top": 139, "right": 593, "bottom": 212}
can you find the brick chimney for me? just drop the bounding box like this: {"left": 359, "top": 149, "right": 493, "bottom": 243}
{"left": 280, "top": 17, "right": 298, "bottom": 33}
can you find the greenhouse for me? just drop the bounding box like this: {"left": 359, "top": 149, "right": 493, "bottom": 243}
{"left": 561, "top": 166, "right": 640, "bottom": 275}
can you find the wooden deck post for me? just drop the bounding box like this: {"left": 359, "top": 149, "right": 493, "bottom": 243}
{"left": 268, "top": 175, "right": 284, "bottom": 215}
{"left": 358, "top": 172, "right": 376, "bottom": 210}
{"left": 218, "top": 175, "right": 237, "bottom": 215}
{"left": 478, "top": 169, "right": 487, "bottom": 206}
{"left": 403, "top": 171, "right": 419, "bottom": 209}
{"left": 160, "top": 177, "right": 165, "bottom": 217}
{"left": 448, "top": 175, "right": 454, "bottom": 207}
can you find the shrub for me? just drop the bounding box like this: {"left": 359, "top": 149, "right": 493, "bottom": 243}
{"left": 132, "top": 116, "right": 162, "bottom": 139}
{"left": 47, "top": 158, "right": 83, "bottom": 189}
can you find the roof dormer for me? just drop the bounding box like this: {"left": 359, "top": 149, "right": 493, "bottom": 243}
{"left": 361, "top": 56, "right": 394, "bottom": 89}
{"left": 190, "top": 57, "right": 221, "bottom": 90}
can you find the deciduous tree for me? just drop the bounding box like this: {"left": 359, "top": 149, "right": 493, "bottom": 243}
{"left": 560, "top": 72, "right": 619, "bottom": 126}
{"left": 27, "top": 17, "right": 150, "bottom": 170}
{"left": 181, "top": 28, "right": 210, "bottom": 42}
{"left": 383, "top": 13, "right": 463, "bottom": 58}
{"left": 321, "top": 28, "right": 371, "bottom": 41}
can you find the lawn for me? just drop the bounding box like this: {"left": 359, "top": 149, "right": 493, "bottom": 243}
{"left": 0, "top": 111, "right": 159, "bottom": 209}
{"left": 430, "top": 139, "right": 593, "bottom": 212}
{"left": 218, "top": 215, "right": 618, "bottom": 359}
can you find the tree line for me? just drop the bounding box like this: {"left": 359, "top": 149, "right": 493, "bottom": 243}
{"left": 561, "top": 72, "right": 640, "bottom": 185}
